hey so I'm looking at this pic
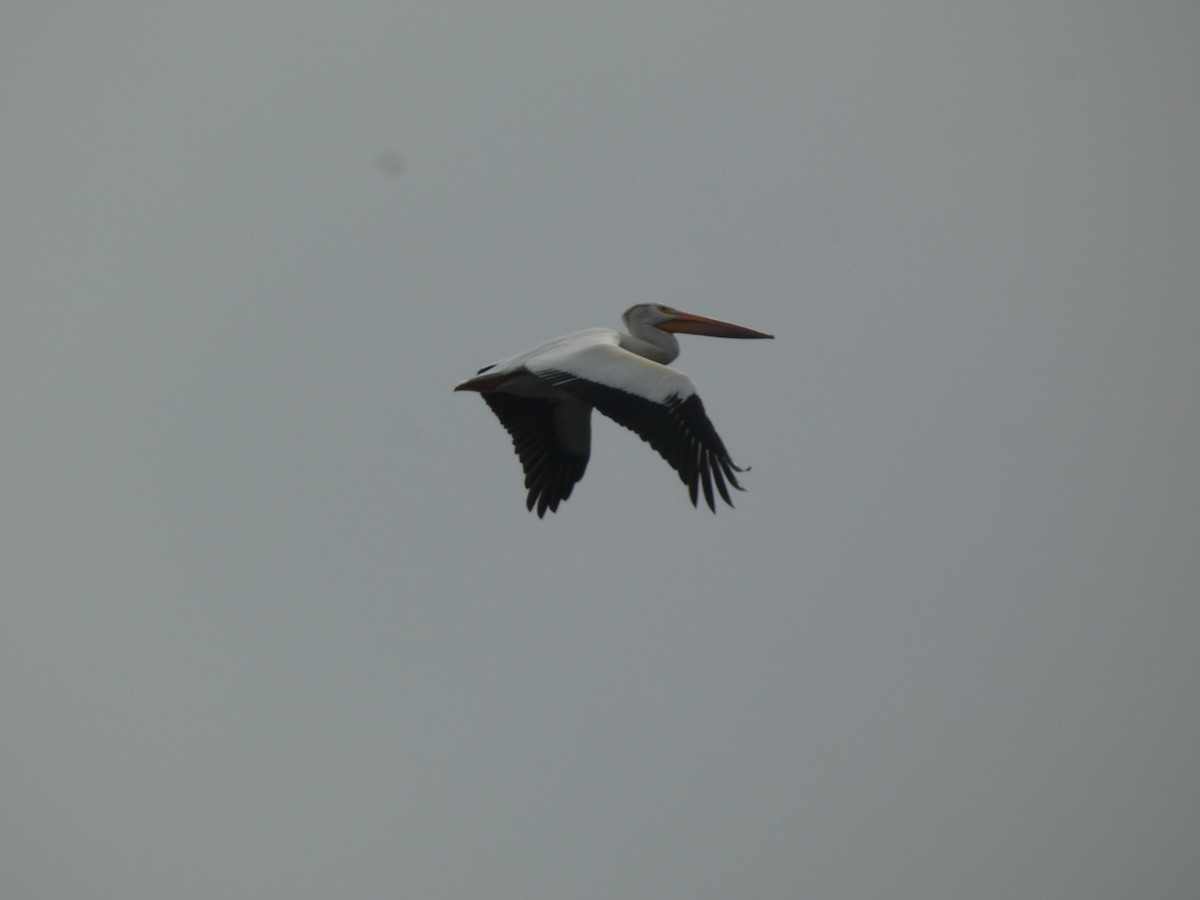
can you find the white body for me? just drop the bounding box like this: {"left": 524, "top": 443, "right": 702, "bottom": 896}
{"left": 455, "top": 304, "right": 773, "bottom": 516}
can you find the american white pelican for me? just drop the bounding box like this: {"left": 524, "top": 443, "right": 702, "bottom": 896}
{"left": 455, "top": 304, "right": 773, "bottom": 516}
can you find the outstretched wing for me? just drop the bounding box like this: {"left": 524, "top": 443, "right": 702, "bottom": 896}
{"left": 530, "top": 343, "right": 747, "bottom": 512}
{"left": 481, "top": 392, "right": 592, "bottom": 517}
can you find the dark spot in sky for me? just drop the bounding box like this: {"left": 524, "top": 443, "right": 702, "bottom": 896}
{"left": 375, "top": 150, "right": 404, "bottom": 177}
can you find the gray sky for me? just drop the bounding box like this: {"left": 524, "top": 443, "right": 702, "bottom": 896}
{"left": 3, "top": 2, "right": 1198, "bottom": 898}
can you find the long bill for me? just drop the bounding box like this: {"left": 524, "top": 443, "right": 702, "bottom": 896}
{"left": 657, "top": 310, "right": 774, "bottom": 339}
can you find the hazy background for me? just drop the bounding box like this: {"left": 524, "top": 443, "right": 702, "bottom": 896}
{"left": 3, "top": 3, "right": 1198, "bottom": 898}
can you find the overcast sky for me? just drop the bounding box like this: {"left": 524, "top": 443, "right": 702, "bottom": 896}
{"left": 3, "top": 3, "right": 1198, "bottom": 898}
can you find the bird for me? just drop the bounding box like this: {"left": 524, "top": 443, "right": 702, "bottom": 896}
{"left": 455, "top": 304, "right": 773, "bottom": 516}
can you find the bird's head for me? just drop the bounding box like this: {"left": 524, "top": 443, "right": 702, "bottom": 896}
{"left": 622, "top": 304, "right": 774, "bottom": 339}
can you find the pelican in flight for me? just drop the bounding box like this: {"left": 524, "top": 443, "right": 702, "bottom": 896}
{"left": 455, "top": 304, "right": 773, "bottom": 516}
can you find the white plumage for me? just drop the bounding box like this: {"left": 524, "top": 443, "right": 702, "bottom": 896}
{"left": 455, "top": 304, "right": 773, "bottom": 516}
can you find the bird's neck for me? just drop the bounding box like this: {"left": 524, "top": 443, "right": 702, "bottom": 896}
{"left": 620, "top": 327, "right": 680, "bottom": 365}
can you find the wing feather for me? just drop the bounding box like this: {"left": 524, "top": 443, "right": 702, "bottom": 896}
{"left": 481, "top": 393, "right": 591, "bottom": 517}
{"left": 530, "top": 345, "right": 748, "bottom": 512}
